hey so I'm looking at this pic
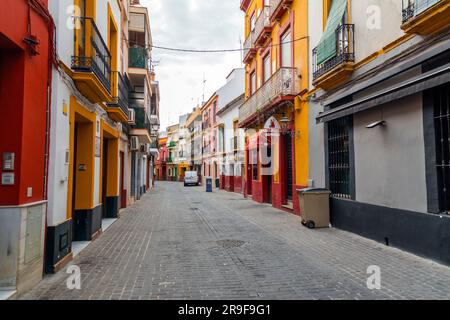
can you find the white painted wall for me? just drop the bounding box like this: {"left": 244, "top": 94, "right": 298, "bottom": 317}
{"left": 353, "top": 93, "right": 428, "bottom": 212}
{"left": 47, "top": 0, "right": 123, "bottom": 227}
{"left": 307, "top": 0, "right": 326, "bottom": 188}
{"left": 351, "top": 0, "right": 405, "bottom": 63}
{"left": 217, "top": 69, "right": 245, "bottom": 111}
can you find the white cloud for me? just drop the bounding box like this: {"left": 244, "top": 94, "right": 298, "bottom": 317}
{"left": 140, "top": 0, "right": 244, "bottom": 129}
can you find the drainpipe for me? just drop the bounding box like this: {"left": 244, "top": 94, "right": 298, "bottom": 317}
{"left": 26, "top": 0, "right": 58, "bottom": 274}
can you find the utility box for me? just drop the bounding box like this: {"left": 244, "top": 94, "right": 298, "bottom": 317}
{"left": 297, "top": 188, "right": 331, "bottom": 229}
{"left": 206, "top": 177, "right": 213, "bottom": 193}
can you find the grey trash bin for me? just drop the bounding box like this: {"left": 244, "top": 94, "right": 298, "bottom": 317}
{"left": 297, "top": 188, "right": 331, "bottom": 229}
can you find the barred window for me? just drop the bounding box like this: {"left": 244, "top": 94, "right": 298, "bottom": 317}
{"left": 328, "top": 116, "right": 352, "bottom": 199}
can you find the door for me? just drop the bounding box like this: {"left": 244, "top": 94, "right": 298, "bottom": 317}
{"left": 71, "top": 123, "right": 79, "bottom": 238}
{"left": 119, "top": 151, "right": 126, "bottom": 208}
{"left": 102, "top": 138, "right": 108, "bottom": 218}
{"left": 284, "top": 133, "right": 293, "bottom": 201}
{"left": 281, "top": 30, "right": 292, "bottom": 68}
{"left": 246, "top": 148, "right": 252, "bottom": 195}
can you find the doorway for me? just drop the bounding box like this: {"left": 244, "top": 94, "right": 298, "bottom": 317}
{"left": 284, "top": 132, "right": 293, "bottom": 202}
{"left": 102, "top": 138, "right": 108, "bottom": 218}
{"left": 119, "top": 151, "right": 126, "bottom": 209}
{"left": 246, "top": 148, "right": 253, "bottom": 195}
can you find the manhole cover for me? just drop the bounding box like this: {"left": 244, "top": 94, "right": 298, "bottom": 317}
{"left": 216, "top": 239, "right": 246, "bottom": 249}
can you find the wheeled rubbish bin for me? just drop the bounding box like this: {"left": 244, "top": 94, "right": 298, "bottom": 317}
{"left": 205, "top": 177, "right": 213, "bottom": 193}
{"left": 297, "top": 188, "right": 331, "bottom": 229}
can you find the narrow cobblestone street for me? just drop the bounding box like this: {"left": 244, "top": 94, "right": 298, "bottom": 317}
{"left": 21, "top": 182, "right": 450, "bottom": 300}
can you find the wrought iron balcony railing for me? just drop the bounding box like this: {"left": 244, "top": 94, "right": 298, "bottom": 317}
{"left": 313, "top": 24, "right": 355, "bottom": 81}
{"left": 129, "top": 46, "right": 149, "bottom": 69}
{"left": 239, "top": 67, "right": 298, "bottom": 125}
{"left": 108, "top": 71, "right": 131, "bottom": 118}
{"left": 402, "top": 0, "right": 444, "bottom": 22}
{"left": 254, "top": 6, "right": 271, "bottom": 44}
{"left": 72, "top": 17, "right": 112, "bottom": 93}
{"left": 243, "top": 31, "right": 255, "bottom": 61}
{"left": 132, "top": 107, "right": 151, "bottom": 133}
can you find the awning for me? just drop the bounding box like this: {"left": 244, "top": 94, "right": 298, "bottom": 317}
{"left": 316, "top": 63, "right": 450, "bottom": 124}
{"left": 316, "top": 0, "right": 348, "bottom": 65}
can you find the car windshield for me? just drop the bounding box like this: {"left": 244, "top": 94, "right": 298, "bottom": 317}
{"left": 186, "top": 172, "right": 197, "bottom": 178}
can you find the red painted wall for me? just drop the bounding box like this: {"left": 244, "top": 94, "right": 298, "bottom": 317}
{"left": 234, "top": 176, "right": 243, "bottom": 194}
{"left": 0, "top": 0, "right": 50, "bottom": 206}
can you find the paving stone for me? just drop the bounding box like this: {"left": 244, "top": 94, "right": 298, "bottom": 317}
{"left": 20, "top": 182, "right": 450, "bottom": 300}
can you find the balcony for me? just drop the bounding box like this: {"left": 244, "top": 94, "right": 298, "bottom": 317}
{"left": 130, "top": 107, "right": 152, "bottom": 143}
{"left": 269, "top": 0, "right": 294, "bottom": 22}
{"left": 106, "top": 72, "right": 130, "bottom": 123}
{"left": 239, "top": 67, "right": 298, "bottom": 127}
{"left": 71, "top": 17, "right": 112, "bottom": 103}
{"left": 254, "top": 6, "right": 272, "bottom": 47}
{"left": 168, "top": 141, "right": 177, "bottom": 149}
{"left": 129, "top": 46, "right": 149, "bottom": 69}
{"left": 243, "top": 31, "right": 256, "bottom": 64}
{"left": 312, "top": 24, "right": 355, "bottom": 90}
{"left": 401, "top": 0, "right": 450, "bottom": 35}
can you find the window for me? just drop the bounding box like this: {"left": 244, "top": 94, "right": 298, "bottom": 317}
{"left": 250, "top": 71, "right": 257, "bottom": 95}
{"left": 250, "top": 148, "right": 259, "bottom": 180}
{"left": 433, "top": 83, "right": 450, "bottom": 213}
{"left": 250, "top": 12, "right": 256, "bottom": 32}
{"left": 328, "top": 116, "right": 353, "bottom": 199}
{"left": 263, "top": 54, "right": 271, "bottom": 83}
{"left": 281, "top": 30, "right": 292, "bottom": 68}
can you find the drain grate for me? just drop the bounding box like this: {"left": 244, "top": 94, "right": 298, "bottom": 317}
{"left": 216, "top": 239, "right": 246, "bottom": 249}
{"left": 190, "top": 207, "right": 199, "bottom": 211}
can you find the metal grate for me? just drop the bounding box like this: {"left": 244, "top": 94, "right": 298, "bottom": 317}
{"left": 313, "top": 24, "right": 355, "bottom": 81}
{"left": 402, "top": 0, "right": 443, "bottom": 23}
{"left": 71, "top": 17, "right": 112, "bottom": 92}
{"left": 328, "top": 117, "right": 352, "bottom": 199}
{"left": 434, "top": 83, "right": 450, "bottom": 213}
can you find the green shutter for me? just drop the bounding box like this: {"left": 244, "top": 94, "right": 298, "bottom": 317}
{"left": 316, "top": 0, "right": 348, "bottom": 65}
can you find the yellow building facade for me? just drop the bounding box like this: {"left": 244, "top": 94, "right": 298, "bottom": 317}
{"left": 239, "top": 0, "right": 309, "bottom": 214}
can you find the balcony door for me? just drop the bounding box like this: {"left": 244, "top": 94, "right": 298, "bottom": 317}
{"left": 250, "top": 71, "right": 257, "bottom": 95}
{"left": 263, "top": 54, "right": 271, "bottom": 83}
{"left": 76, "top": 0, "right": 87, "bottom": 56}
{"left": 281, "top": 30, "right": 292, "bottom": 68}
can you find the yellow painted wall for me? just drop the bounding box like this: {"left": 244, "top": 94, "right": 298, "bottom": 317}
{"left": 68, "top": 96, "right": 97, "bottom": 217}
{"left": 243, "top": 0, "right": 310, "bottom": 187}
{"left": 100, "top": 120, "right": 120, "bottom": 199}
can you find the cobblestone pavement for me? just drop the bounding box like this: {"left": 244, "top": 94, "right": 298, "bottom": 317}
{"left": 21, "top": 182, "right": 450, "bottom": 300}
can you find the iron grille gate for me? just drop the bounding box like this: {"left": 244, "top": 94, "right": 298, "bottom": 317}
{"left": 434, "top": 83, "right": 450, "bottom": 213}
{"left": 328, "top": 116, "right": 352, "bottom": 199}
{"left": 285, "top": 133, "right": 293, "bottom": 200}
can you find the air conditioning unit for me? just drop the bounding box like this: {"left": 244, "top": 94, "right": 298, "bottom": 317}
{"left": 130, "top": 136, "right": 139, "bottom": 151}
{"left": 128, "top": 109, "right": 136, "bottom": 125}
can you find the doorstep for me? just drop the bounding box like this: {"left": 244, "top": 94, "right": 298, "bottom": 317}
{"left": 71, "top": 218, "right": 117, "bottom": 258}
{"left": 102, "top": 218, "right": 117, "bottom": 232}
{"left": 281, "top": 201, "right": 294, "bottom": 211}
{"left": 0, "top": 290, "right": 17, "bottom": 300}
{"left": 71, "top": 241, "right": 91, "bottom": 258}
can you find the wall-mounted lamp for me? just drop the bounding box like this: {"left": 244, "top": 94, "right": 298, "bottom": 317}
{"left": 366, "top": 120, "right": 386, "bottom": 129}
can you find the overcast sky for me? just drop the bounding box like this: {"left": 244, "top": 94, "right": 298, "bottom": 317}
{"left": 140, "top": 0, "right": 244, "bottom": 130}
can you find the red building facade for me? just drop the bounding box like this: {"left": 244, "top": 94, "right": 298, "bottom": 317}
{"left": 0, "top": 0, "right": 55, "bottom": 294}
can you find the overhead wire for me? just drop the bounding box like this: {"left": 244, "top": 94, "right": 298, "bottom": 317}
{"left": 125, "top": 35, "right": 309, "bottom": 53}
